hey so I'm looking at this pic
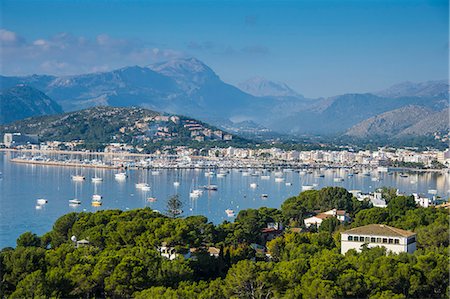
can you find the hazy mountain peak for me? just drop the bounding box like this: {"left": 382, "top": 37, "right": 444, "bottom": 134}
{"left": 237, "top": 77, "right": 301, "bottom": 98}
{"left": 149, "top": 57, "right": 216, "bottom": 78}
{"left": 375, "top": 80, "right": 448, "bottom": 98}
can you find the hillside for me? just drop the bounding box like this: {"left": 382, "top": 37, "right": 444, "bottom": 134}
{"left": 398, "top": 108, "right": 449, "bottom": 137}
{"left": 0, "top": 106, "right": 241, "bottom": 145}
{"left": 0, "top": 85, "right": 63, "bottom": 124}
{"left": 345, "top": 105, "right": 436, "bottom": 138}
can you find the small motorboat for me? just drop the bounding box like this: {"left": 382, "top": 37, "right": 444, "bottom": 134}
{"left": 71, "top": 175, "right": 85, "bottom": 181}
{"left": 225, "top": 209, "right": 235, "bottom": 217}
{"left": 91, "top": 177, "right": 103, "bottom": 183}
{"left": 69, "top": 199, "right": 81, "bottom": 205}
{"left": 147, "top": 197, "right": 157, "bottom": 202}
{"left": 36, "top": 198, "right": 48, "bottom": 205}
{"left": 115, "top": 172, "right": 127, "bottom": 180}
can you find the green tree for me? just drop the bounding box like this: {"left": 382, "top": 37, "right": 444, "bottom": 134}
{"left": 166, "top": 195, "right": 183, "bottom": 218}
{"left": 319, "top": 217, "right": 340, "bottom": 234}
{"left": 16, "top": 232, "right": 41, "bottom": 247}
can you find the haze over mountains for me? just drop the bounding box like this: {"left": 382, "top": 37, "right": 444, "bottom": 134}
{"left": 1, "top": 57, "right": 448, "bottom": 140}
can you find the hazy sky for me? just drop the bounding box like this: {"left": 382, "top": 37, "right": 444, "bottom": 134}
{"left": 1, "top": 0, "right": 448, "bottom": 97}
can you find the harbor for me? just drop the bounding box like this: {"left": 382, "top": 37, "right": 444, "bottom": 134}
{"left": 1, "top": 151, "right": 448, "bottom": 248}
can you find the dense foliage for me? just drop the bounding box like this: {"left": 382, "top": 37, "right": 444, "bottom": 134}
{"left": 1, "top": 187, "right": 448, "bottom": 298}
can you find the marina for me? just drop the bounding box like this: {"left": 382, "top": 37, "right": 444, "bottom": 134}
{"left": 0, "top": 151, "right": 448, "bottom": 247}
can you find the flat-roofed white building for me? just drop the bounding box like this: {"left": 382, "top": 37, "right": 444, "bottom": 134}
{"left": 341, "top": 224, "right": 416, "bottom": 255}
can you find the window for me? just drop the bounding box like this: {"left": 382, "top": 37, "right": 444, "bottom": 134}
{"left": 376, "top": 238, "right": 382, "bottom": 243}
{"left": 407, "top": 237, "right": 416, "bottom": 245}
{"left": 365, "top": 237, "right": 370, "bottom": 242}
{"left": 382, "top": 238, "right": 387, "bottom": 243}
{"left": 360, "top": 236, "right": 365, "bottom": 242}
{"left": 370, "top": 237, "right": 376, "bottom": 243}
{"left": 394, "top": 239, "right": 400, "bottom": 244}
{"left": 348, "top": 236, "right": 353, "bottom": 241}
{"left": 388, "top": 238, "right": 393, "bottom": 244}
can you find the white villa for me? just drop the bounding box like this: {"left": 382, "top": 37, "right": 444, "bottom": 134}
{"left": 304, "top": 209, "right": 350, "bottom": 228}
{"left": 341, "top": 224, "right": 417, "bottom": 255}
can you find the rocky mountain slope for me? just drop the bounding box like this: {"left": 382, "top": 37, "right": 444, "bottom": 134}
{"left": 0, "top": 85, "right": 63, "bottom": 124}
{"left": 345, "top": 106, "right": 435, "bottom": 138}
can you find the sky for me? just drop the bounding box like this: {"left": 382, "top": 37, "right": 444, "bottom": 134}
{"left": 0, "top": 0, "right": 448, "bottom": 97}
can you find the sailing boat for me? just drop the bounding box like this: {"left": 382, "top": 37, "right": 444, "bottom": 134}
{"left": 69, "top": 181, "right": 82, "bottom": 206}
{"left": 189, "top": 178, "right": 203, "bottom": 198}
{"left": 136, "top": 170, "right": 150, "bottom": 190}
{"left": 91, "top": 160, "right": 103, "bottom": 182}
{"left": 203, "top": 171, "right": 218, "bottom": 191}
{"left": 72, "top": 155, "right": 85, "bottom": 181}
{"left": 92, "top": 179, "right": 103, "bottom": 205}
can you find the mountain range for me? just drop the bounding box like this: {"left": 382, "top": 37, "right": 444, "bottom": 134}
{"left": 1, "top": 57, "right": 448, "bottom": 141}
{"left": 0, "top": 85, "right": 63, "bottom": 124}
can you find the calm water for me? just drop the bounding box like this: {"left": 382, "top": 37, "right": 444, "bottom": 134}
{"left": 0, "top": 152, "right": 448, "bottom": 248}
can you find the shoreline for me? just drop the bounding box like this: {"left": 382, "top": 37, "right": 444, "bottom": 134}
{"left": 1, "top": 148, "right": 447, "bottom": 173}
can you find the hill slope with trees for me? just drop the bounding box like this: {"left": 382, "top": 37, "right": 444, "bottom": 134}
{"left": 1, "top": 187, "right": 448, "bottom": 298}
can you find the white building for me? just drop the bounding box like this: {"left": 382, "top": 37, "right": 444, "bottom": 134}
{"left": 304, "top": 209, "right": 350, "bottom": 228}
{"left": 341, "top": 224, "right": 416, "bottom": 255}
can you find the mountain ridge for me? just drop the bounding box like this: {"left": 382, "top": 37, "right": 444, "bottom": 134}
{"left": 0, "top": 85, "right": 63, "bottom": 124}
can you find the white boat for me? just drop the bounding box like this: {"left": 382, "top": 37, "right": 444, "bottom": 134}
{"left": 173, "top": 181, "right": 180, "bottom": 187}
{"left": 217, "top": 173, "right": 226, "bottom": 178}
{"left": 302, "top": 185, "right": 314, "bottom": 191}
{"left": 151, "top": 170, "right": 160, "bottom": 175}
{"left": 190, "top": 189, "right": 203, "bottom": 198}
{"left": 69, "top": 199, "right": 81, "bottom": 204}
{"left": 274, "top": 171, "right": 283, "bottom": 177}
{"left": 147, "top": 197, "right": 157, "bottom": 202}
{"left": 261, "top": 194, "right": 269, "bottom": 199}
{"left": 115, "top": 172, "right": 127, "bottom": 180}
{"left": 35, "top": 205, "right": 43, "bottom": 210}
{"left": 136, "top": 183, "right": 150, "bottom": 189}
{"left": 275, "top": 177, "right": 285, "bottom": 183}
{"left": 285, "top": 182, "right": 292, "bottom": 186}
{"left": 141, "top": 186, "right": 151, "bottom": 191}
{"left": 250, "top": 183, "right": 257, "bottom": 188}
{"left": 91, "top": 177, "right": 103, "bottom": 183}
{"left": 312, "top": 183, "right": 319, "bottom": 187}
{"left": 71, "top": 175, "right": 85, "bottom": 181}
{"left": 299, "top": 170, "right": 307, "bottom": 175}
{"left": 333, "top": 177, "right": 344, "bottom": 182}
{"left": 371, "top": 177, "right": 380, "bottom": 182}
{"left": 377, "top": 166, "right": 389, "bottom": 173}
{"left": 225, "top": 209, "right": 235, "bottom": 217}
{"left": 36, "top": 198, "right": 48, "bottom": 205}
{"left": 92, "top": 194, "right": 102, "bottom": 201}
{"left": 242, "top": 171, "right": 249, "bottom": 176}
{"left": 261, "top": 175, "right": 270, "bottom": 180}
{"left": 315, "top": 174, "right": 325, "bottom": 178}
